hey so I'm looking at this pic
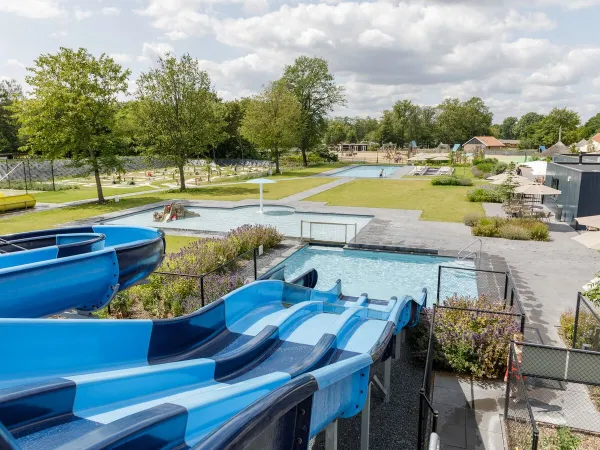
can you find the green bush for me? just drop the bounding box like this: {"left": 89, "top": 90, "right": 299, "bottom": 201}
{"left": 542, "top": 427, "right": 581, "bottom": 450}
{"left": 560, "top": 308, "right": 600, "bottom": 349}
{"left": 431, "top": 176, "right": 473, "bottom": 186}
{"left": 498, "top": 224, "right": 530, "bottom": 240}
{"left": 410, "top": 296, "right": 523, "bottom": 378}
{"left": 470, "top": 217, "right": 549, "bottom": 241}
{"left": 467, "top": 187, "right": 504, "bottom": 203}
{"left": 463, "top": 213, "right": 485, "bottom": 226}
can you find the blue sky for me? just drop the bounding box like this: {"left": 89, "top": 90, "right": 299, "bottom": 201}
{"left": 1, "top": 0, "right": 600, "bottom": 123}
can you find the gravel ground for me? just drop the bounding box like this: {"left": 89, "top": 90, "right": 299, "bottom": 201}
{"left": 312, "top": 335, "right": 424, "bottom": 450}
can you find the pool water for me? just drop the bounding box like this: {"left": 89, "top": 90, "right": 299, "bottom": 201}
{"left": 273, "top": 245, "right": 477, "bottom": 305}
{"left": 104, "top": 205, "right": 374, "bottom": 238}
{"left": 331, "top": 165, "right": 401, "bottom": 178}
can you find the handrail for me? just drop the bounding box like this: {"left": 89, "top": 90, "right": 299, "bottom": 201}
{"left": 0, "top": 237, "right": 27, "bottom": 251}
{"left": 457, "top": 238, "right": 482, "bottom": 267}
{"left": 0, "top": 161, "right": 22, "bottom": 182}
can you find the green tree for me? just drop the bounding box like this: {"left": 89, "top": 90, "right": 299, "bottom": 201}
{"left": 282, "top": 56, "right": 345, "bottom": 166}
{"left": 214, "top": 99, "right": 257, "bottom": 159}
{"left": 417, "top": 106, "right": 436, "bottom": 148}
{"left": 16, "top": 48, "right": 130, "bottom": 201}
{"left": 436, "top": 97, "right": 492, "bottom": 144}
{"left": 531, "top": 107, "right": 580, "bottom": 146}
{"left": 325, "top": 119, "right": 351, "bottom": 145}
{"left": 378, "top": 110, "right": 397, "bottom": 144}
{"left": 0, "top": 79, "right": 22, "bottom": 154}
{"left": 514, "top": 112, "right": 544, "bottom": 145}
{"left": 584, "top": 113, "right": 600, "bottom": 137}
{"left": 134, "top": 53, "right": 225, "bottom": 190}
{"left": 241, "top": 81, "right": 301, "bottom": 174}
{"left": 499, "top": 116, "right": 518, "bottom": 139}
{"left": 393, "top": 99, "right": 420, "bottom": 147}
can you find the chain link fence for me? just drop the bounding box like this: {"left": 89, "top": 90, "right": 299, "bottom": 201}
{"left": 0, "top": 157, "right": 273, "bottom": 192}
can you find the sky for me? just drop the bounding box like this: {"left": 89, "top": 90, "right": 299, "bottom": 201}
{"left": 1, "top": 0, "right": 600, "bottom": 123}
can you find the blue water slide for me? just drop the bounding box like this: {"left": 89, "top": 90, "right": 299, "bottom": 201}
{"left": 0, "top": 279, "right": 425, "bottom": 449}
{"left": 0, "top": 226, "right": 165, "bottom": 318}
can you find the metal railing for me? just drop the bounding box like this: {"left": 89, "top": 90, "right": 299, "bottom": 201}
{"left": 417, "top": 307, "right": 439, "bottom": 450}
{"left": 504, "top": 342, "right": 539, "bottom": 450}
{"left": 572, "top": 292, "right": 600, "bottom": 351}
{"left": 300, "top": 220, "right": 358, "bottom": 243}
{"left": 457, "top": 238, "right": 482, "bottom": 267}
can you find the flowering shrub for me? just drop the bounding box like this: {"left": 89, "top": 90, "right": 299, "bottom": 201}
{"left": 559, "top": 308, "right": 600, "bottom": 350}
{"left": 411, "top": 296, "right": 523, "bottom": 379}
{"left": 470, "top": 217, "right": 549, "bottom": 241}
{"left": 100, "top": 225, "right": 283, "bottom": 319}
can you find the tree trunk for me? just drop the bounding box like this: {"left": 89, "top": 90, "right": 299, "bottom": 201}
{"left": 93, "top": 166, "right": 105, "bottom": 203}
{"left": 300, "top": 146, "right": 308, "bottom": 167}
{"left": 274, "top": 148, "right": 280, "bottom": 174}
{"left": 178, "top": 163, "right": 186, "bottom": 191}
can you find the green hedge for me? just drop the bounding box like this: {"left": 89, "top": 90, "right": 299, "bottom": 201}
{"left": 467, "top": 187, "right": 504, "bottom": 203}
{"left": 467, "top": 217, "right": 549, "bottom": 241}
{"left": 431, "top": 176, "right": 473, "bottom": 186}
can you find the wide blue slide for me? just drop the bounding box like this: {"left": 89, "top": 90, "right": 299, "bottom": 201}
{"left": 0, "top": 226, "right": 165, "bottom": 317}
{"left": 0, "top": 278, "right": 426, "bottom": 449}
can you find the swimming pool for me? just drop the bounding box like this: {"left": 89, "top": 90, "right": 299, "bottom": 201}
{"left": 104, "top": 205, "right": 374, "bottom": 239}
{"left": 330, "top": 165, "right": 401, "bottom": 178}
{"left": 272, "top": 245, "right": 477, "bottom": 305}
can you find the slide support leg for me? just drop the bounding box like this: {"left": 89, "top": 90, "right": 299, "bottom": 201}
{"left": 361, "top": 382, "right": 372, "bottom": 450}
{"left": 383, "top": 357, "right": 391, "bottom": 403}
{"left": 325, "top": 420, "right": 338, "bottom": 450}
{"left": 395, "top": 330, "right": 405, "bottom": 360}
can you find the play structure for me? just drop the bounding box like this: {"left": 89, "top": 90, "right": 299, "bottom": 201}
{"left": 0, "top": 225, "right": 165, "bottom": 318}
{"left": 0, "top": 193, "right": 36, "bottom": 213}
{"left": 153, "top": 202, "right": 199, "bottom": 223}
{"left": 0, "top": 271, "right": 426, "bottom": 449}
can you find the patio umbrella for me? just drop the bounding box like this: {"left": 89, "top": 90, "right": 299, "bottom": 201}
{"left": 572, "top": 232, "right": 600, "bottom": 250}
{"left": 521, "top": 161, "right": 547, "bottom": 176}
{"left": 246, "top": 178, "right": 276, "bottom": 213}
{"left": 430, "top": 155, "right": 450, "bottom": 161}
{"left": 575, "top": 215, "right": 600, "bottom": 228}
{"left": 489, "top": 174, "right": 533, "bottom": 185}
{"left": 514, "top": 184, "right": 561, "bottom": 195}
{"left": 407, "top": 155, "right": 433, "bottom": 161}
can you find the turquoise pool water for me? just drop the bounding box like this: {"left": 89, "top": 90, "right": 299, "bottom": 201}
{"left": 104, "top": 205, "right": 373, "bottom": 239}
{"left": 273, "top": 245, "right": 477, "bottom": 305}
{"left": 330, "top": 165, "right": 401, "bottom": 178}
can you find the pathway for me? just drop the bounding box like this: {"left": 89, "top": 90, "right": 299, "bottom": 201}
{"left": 278, "top": 177, "right": 352, "bottom": 202}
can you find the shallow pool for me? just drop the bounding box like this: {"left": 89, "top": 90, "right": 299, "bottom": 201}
{"left": 330, "top": 165, "right": 401, "bottom": 178}
{"left": 104, "top": 205, "right": 374, "bottom": 239}
{"left": 272, "top": 245, "right": 477, "bottom": 305}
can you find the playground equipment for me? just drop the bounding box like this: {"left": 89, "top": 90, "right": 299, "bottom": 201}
{"left": 0, "top": 277, "right": 426, "bottom": 450}
{"left": 0, "top": 225, "right": 165, "bottom": 318}
{"left": 0, "top": 193, "right": 36, "bottom": 213}
{"left": 153, "top": 202, "right": 200, "bottom": 222}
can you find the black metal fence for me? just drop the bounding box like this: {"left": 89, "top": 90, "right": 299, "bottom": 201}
{"left": 504, "top": 342, "right": 539, "bottom": 450}
{"left": 109, "top": 247, "right": 262, "bottom": 317}
{"left": 572, "top": 292, "right": 600, "bottom": 351}
{"left": 417, "top": 307, "right": 439, "bottom": 450}
{"left": 436, "top": 265, "right": 526, "bottom": 333}
{"left": 506, "top": 341, "right": 600, "bottom": 449}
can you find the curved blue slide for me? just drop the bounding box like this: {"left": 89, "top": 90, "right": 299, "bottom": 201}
{"left": 0, "top": 278, "right": 425, "bottom": 449}
{"left": 0, "top": 226, "right": 165, "bottom": 318}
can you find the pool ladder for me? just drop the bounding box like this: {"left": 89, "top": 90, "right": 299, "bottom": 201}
{"left": 457, "top": 238, "right": 482, "bottom": 267}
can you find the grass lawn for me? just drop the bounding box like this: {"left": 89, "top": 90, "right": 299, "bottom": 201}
{"left": 33, "top": 186, "right": 158, "bottom": 203}
{"left": 304, "top": 179, "right": 484, "bottom": 222}
{"left": 164, "top": 235, "right": 201, "bottom": 253}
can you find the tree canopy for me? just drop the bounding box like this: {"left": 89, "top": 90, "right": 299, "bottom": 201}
{"left": 16, "top": 47, "right": 130, "bottom": 201}
{"left": 134, "top": 53, "right": 225, "bottom": 190}
{"left": 241, "top": 81, "right": 301, "bottom": 173}
{"left": 0, "top": 79, "right": 22, "bottom": 154}
{"left": 282, "top": 56, "right": 345, "bottom": 166}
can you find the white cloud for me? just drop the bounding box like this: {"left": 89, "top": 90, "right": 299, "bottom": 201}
{"left": 6, "top": 59, "right": 26, "bottom": 69}
{"left": 357, "top": 29, "right": 396, "bottom": 48}
{"left": 101, "top": 6, "right": 120, "bottom": 16}
{"left": 137, "top": 42, "right": 174, "bottom": 62}
{"left": 74, "top": 8, "right": 93, "bottom": 20}
{"left": 109, "top": 53, "right": 132, "bottom": 63}
{"left": 0, "top": 0, "right": 64, "bottom": 19}
{"left": 49, "top": 30, "right": 68, "bottom": 38}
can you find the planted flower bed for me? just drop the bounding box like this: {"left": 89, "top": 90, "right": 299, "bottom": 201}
{"left": 98, "top": 224, "right": 283, "bottom": 319}
{"left": 465, "top": 216, "right": 549, "bottom": 241}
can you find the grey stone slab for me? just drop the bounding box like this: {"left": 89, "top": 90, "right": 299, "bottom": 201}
{"left": 466, "top": 410, "right": 503, "bottom": 434}
{"left": 466, "top": 429, "right": 505, "bottom": 450}
{"left": 437, "top": 424, "right": 467, "bottom": 448}
{"left": 434, "top": 386, "right": 470, "bottom": 408}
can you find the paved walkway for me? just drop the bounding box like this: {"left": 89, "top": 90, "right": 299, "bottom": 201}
{"left": 433, "top": 373, "right": 506, "bottom": 450}
{"left": 278, "top": 177, "right": 352, "bottom": 202}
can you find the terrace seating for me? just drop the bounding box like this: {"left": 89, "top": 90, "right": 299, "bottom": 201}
{"left": 409, "top": 166, "right": 428, "bottom": 176}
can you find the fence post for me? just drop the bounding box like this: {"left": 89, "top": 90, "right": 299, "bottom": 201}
{"left": 436, "top": 266, "right": 441, "bottom": 305}
{"left": 5, "top": 160, "right": 9, "bottom": 188}
{"left": 22, "top": 161, "right": 28, "bottom": 193}
{"left": 503, "top": 272, "right": 509, "bottom": 300}
{"left": 417, "top": 389, "right": 425, "bottom": 449}
{"left": 573, "top": 292, "right": 581, "bottom": 349}
{"left": 532, "top": 429, "right": 539, "bottom": 450}
{"left": 520, "top": 314, "right": 526, "bottom": 334}
{"left": 432, "top": 410, "right": 439, "bottom": 433}
{"left": 200, "top": 277, "right": 205, "bottom": 307}
{"left": 504, "top": 343, "right": 513, "bottom": 418}
{"left": 50, "top": 160, "right": 55, "bottom": 191}
{"left": 253, "top": 247, "right": 258, "bottom": 280}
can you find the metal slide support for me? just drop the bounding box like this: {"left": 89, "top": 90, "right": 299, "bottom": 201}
{"left": 325, "top": 420, "right": 338, "bottom": 450}
{"left": 395, "top": 330, "right": 405, "bottom": 360}
{"left": 383, "top": 357, "right": 391, "bottom": 403}
{"left": 361, "top": 382, "right": 372, "bottom": 450}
